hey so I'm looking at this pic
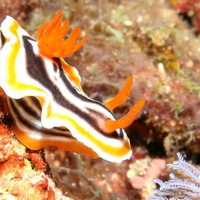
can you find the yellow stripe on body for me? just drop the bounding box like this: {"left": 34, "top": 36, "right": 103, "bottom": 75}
{"left": 2, "top": 17, "right": 45, "bottom": 97}
{"left": 44, "top": 112, "right": 131, "bottom": 160}
{"left": 13, "top": 123, "right": 99, "bottom": 158}
{"left": 5, "top": 19, "right": 19, "bottom": 86}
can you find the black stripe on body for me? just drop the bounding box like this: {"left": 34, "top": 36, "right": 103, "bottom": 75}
{"left": 15, "top": 98, "right": 40, "bottom": 119}
{"left": 0, "top": 31, "right": 6, "bottom": 49}
{"left": 9, "top": 97, "right": 73, "bottom": 138}
{"left": 22, "top": 36, "right": 123, "bottom": 139}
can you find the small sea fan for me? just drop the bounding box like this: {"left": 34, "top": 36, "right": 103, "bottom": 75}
{"left": 147, "top": 153, "right": 200, "bottom": 200}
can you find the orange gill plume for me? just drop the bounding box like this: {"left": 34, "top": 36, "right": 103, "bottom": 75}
{"left": 37, "top": 10, "right": 87, "bottom": 58}
{"left": 104, "top": 76, "right": 145, "bottom": 133}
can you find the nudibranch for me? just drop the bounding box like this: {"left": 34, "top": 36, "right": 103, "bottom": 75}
{"left": 0, "top": 11, "right": 145, "bottom": 162}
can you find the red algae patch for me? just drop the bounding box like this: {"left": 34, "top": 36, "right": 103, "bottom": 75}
{"left": 0, "top": 97, "right": 71, "bottom": 199}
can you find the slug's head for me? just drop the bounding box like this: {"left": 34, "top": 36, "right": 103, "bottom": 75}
{"left": 0, "top": 15, "right": 30, "bottom": 48}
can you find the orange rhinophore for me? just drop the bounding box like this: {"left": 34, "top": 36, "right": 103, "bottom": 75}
{"left": 105, "top": 99, "right": 145, "bottom": 133}
{"left": 105, "top": 76, "right": 134, "bottom": 112}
